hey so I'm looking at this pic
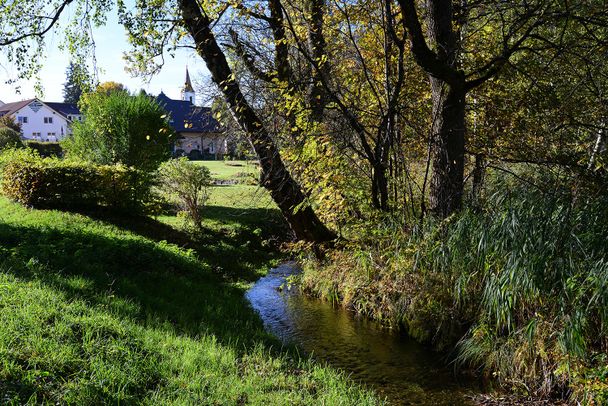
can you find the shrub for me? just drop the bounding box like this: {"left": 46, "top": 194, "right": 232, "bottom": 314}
{"left": 0, "top": 152, "right": 151, "bottom": 212}
{"left": 62, "top": 91, "right": 174, "bottom": 171}
{"left": 157, "top": 158, "right": 212, "bottom": 228}
{"left": 0, "top": 114, "right": 21, "bottom": 132}
{"left": 25, "top": 140, "right": 62, "bottom": 157}
{"left": 0, "top": 127, "right": 24, "bottom": 150}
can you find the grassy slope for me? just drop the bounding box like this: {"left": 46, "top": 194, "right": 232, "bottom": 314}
{"left": 0, "top": 172, "right": 378, "bottom": 404}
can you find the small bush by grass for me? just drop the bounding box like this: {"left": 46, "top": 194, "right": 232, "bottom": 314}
{"left": 157, "top": 158, "right": 212, "bottom": 229}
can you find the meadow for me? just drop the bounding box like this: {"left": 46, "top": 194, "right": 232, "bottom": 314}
{"left": 0, "top": 159, "right": 379, "bottom": 405}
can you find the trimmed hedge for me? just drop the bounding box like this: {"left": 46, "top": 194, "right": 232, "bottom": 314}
{"left": 0, "top": 153, "right": 151, "bottom": 212}
{"left": 26, "top": 141, "right": 63, "bottom": 157}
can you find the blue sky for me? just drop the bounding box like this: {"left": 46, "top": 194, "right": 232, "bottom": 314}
{"left": 0, "top": 5, "right": 211, "bottom": 105}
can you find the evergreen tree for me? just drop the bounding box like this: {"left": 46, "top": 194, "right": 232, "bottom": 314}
{"left": 62, "top": 62, "right": 89, "bottom": 104}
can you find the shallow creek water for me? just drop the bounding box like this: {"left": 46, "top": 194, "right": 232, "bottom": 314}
{"left": 245, "top": 262, "right": 479, "bottom": 405}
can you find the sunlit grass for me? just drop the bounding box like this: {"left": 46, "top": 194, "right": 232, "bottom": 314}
{"left": 0, "top": 197, "right": 379, "bottom": 404}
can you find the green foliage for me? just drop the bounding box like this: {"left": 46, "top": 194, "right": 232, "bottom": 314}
{"left": 25, "top": 140, "right": 63, "bottom": 157}
{"left": 0, "top": 127, "right": 23, "bottom": 150}
{"left": 62, "top": 61, "right": 91, "bottom": 104}
{"left": 0, "top": 152, "right": 151, "bottom": 212}
{"left": 0, "top": 114, "right": 22, "bottom": 133}
{"left": 157, "top": 158, "right": 212, "bottom": 228}
{"left": 63, "top": 91, "right": 173, "bottom": 171}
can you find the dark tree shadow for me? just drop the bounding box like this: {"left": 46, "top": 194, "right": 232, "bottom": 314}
{"left": 0, "top": 212, "right": 287, "bottom": 350}
{"left": 69, "top": 205, "right": 289, "bottom": 283}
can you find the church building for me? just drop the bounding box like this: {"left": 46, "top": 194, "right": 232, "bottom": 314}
{"left": 157, "top": 69, "right": 227, "bottom": 160}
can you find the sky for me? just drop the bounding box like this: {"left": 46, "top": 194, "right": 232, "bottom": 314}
{"left": 0, "top": 5, "right": 211, "bottom": 105}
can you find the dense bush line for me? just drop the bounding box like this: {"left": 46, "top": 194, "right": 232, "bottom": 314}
{"left": 300, "top": 170, "right": 608, "bottom": 404}
{"left": 25, "top": 140, "right": 63, "bottom": 157}
{"left": 0, "top": 150, "right": 151, "bottom": 212}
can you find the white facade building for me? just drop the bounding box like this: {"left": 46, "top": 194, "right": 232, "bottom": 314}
{"left": 0, "top": 98, "right": 82, "bottom": 141}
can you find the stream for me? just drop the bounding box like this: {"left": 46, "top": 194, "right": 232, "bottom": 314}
{"left": 245, "top": 262, "right": 479, "bottom": 405}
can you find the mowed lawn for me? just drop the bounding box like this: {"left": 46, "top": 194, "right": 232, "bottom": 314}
{"left": 0, "top": 185, "right": 378, "bottom": 404}
{"left": 192, "top": 159, "right": 260, "bottom": 181}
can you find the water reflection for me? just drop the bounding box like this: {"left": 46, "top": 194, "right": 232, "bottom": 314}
{"left": 245, "top": 262, "right": 476, "bottom": 405}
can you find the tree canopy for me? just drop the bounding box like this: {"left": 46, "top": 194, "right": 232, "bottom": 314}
{"left": 62, "top": 62, "right": 91, "bottom": 104}
{"left": 1, "top": 0, "right": 607, "bottom": 238}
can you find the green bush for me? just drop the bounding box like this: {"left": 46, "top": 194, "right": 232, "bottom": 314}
{"left": 157, "top": 158, "right": 212, "bottom": 228}
{"left": 0, "top": 152, "right": 151, "bottom": 212}
{"left": 26, "top": 140, "right": 63, "bottom": 157}
{"left": 63, "top": 91, "right": 173, "bottom": 171}
{"left": 0, "top": 127, "right": 24, "bottom": 150}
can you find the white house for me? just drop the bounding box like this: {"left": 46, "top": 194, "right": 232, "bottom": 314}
{"left": 0, "top": 98, "right": 82, "bottom": 142}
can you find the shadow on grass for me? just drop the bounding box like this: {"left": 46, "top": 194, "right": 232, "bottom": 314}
{"left": 76, "top": 205, "right": 288, "bottom": 283}
{"left": 0, "top": 207, "right": 287, "bottom": 349}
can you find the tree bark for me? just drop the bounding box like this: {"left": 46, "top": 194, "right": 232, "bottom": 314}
{"left": 428, "top": 79, "right": 466, "bottom": 216}
{"left": 399, "top": 0, "right": 466, "bottom": 217}
{"left": 307, "top": 0, "right": 328, "bottom": 120}
{"left": 179, "top": 0, "right": 335, "bottom": 242}
{"left": 371, "top": 162, "right": 389, "bottom": 211}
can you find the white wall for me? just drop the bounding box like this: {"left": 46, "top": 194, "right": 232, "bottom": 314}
{"left": 13, "top": 101, "right": 74, "bottom": 141}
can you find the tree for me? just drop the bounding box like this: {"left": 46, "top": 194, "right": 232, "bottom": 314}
{"left": 0, "top": 115, "right": 21, "bottom": 133}
{"left": 63, "top": 91, "right": 173, "bottom": 171}
{"left": 62, "top": 62, "right": 90, "bottom": 104}
{"left": 396, "top": 0, "right": 608, "bottom": 217}
{"left": 96, "top": 81, "right": 127, "bottom": 95}
{"left": 157, "top": 158, "right": 212, "bottom": 229}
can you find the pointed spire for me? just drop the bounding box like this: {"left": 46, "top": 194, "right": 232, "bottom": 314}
{"left": 184, "top": 67, "right": 194, "bottom": 93}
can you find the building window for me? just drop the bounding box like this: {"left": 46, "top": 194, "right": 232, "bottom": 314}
{"left": 17, "top": 116, "right": 28, "bottom": 124}
{"left": 209, "top": 141, "right": 215, "bottom": 153}
{"left": 47, "top": 132, "right": 56, "bottom": 136}
{"left": 32, "top": 132, "right": 41, "bottom": 138}
{"left": 44, "top": 117, "right": 53, "bottom": 124}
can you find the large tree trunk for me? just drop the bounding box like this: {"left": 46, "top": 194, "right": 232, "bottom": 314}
{"left": 428, "top": 79, "right": 466, "bottom": 216}
{"left": 179, "top": 0, "right": 335, "bottom": 242}
{"left": 399, "top": 0, "right": 466, "bottom": 218}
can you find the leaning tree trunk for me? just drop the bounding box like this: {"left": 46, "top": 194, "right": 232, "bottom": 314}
{"left": 428, "top": 79, "right": 466, "bottom": 217}
{"left": 179, "top": 0, "right": 335, "bottom": 242}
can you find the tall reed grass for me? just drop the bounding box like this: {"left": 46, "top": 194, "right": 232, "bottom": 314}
{"left": 301, "top": 169, "right": 608, "bottom": 402}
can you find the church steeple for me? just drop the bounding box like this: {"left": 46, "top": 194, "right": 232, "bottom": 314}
{"left": 181, "top": 67, "right": 195, "bottom": 104}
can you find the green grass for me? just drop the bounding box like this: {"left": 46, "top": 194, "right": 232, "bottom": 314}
{"left": 0, "top": 196, "right": 379, "bottom": 404}
{"left": 192, "top": 160, "right": 259, "bottom": 182}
